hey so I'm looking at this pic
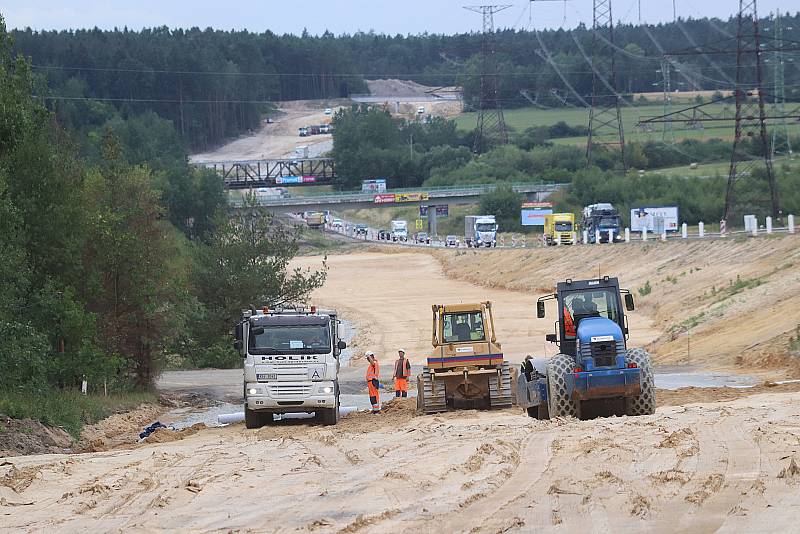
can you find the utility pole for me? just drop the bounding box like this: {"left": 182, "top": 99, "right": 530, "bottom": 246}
{"left": 771, "top": 9, "right": 792, "bottom": 159}
{"left": 465, "top": 4, "right": 511, "bottom": 153}
{"left": 725, "top": 0, "right": 779, "bottom": 225}
{"left": 659, "top": 60, "right": 675, "bottom": 143}
{"left": 586, "top": 0, "right": 627, "bottom": 170}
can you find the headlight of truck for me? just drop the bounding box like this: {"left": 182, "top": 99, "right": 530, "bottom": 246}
{"left": 321, "top": 386, "right": 333, "bottom": 394}
{"left": 248, "top": 387, "right": 261, "bottom": 395}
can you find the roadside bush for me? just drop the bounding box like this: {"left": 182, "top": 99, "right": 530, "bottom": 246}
{"left": 189, "top": 341, "right": 241, "bottom": 369}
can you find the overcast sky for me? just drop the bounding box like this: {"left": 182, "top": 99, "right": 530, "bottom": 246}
{"left": 1, "top": 1, "right": 794, "bottom": 35}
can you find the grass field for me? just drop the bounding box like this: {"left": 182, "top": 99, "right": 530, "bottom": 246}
{"left": 455, "top": 103, "right": 800, "bottom": 145}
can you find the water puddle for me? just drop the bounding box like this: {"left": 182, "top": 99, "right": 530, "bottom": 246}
{"left": 654, "top": 366, "right": 757, "bottom": 390}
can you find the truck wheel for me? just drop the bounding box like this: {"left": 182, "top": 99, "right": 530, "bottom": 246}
{"left": 245, "top": 406, "right": 263, "bottom": 429}
{"left": 546, "top": 353, "right": 580, "bottom": 419}
{"left": 625, "top": 348, "right": 656, "bottom": 416}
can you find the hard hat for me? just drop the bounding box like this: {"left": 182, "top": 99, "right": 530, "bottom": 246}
{"left": 398, "top": 348, "right": 406, "bottom": 354}
{"left": 365, "top": 351, "right": 375, "bottom": 358}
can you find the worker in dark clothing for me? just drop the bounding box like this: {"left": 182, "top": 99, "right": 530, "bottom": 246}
{"left": 453, "top": 317, "right": 472, "bottom": 341}
{"left": 365, "top": 351, "right": 381, "bottom": 414}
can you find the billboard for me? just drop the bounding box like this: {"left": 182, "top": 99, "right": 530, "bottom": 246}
{"left": 361, "top": 179, "right": 387, "bottom": 193}
{"left": 396, "top": 192, "right": 429, "bottom": 203}
{"left": 419, "top": 205, "right": 449, "bottom": 218}
{"left": 521, "top": 209, "right": 553, "bottom": 226}
{"left": 522, "top": 201, "right": 553, "bottom": 209}
{"left": 630, "top": 206, "right": 679, "bottom": 233}
{"left": 276, "top": 175, "right": 302, "bottom": 184}
{"left": 374, "top": 194, "right": 396, "bottom": 204}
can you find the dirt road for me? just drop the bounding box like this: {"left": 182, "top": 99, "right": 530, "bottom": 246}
{"left": 4, "top": 248, "right": 800, "bottom": 532}
{"left": 190, "top": 101, "right": 341, "bottom": 162}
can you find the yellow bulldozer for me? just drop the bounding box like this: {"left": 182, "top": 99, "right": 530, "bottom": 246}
{"left": 416, "top": 301, "right": 513, "bottom": 413}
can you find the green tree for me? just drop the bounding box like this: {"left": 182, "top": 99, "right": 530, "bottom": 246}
{"left": 193, "top": 197, "right": 328, "bottom": 342}
{"left": 479, "top": 186, "right": 524, "bottom": 232}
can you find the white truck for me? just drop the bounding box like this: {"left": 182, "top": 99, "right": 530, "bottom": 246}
{"left": 235, "top": 306, "right": 347, "bottom": 428}
{"left": 391, "top": 220, "right": 408, "bottom": 242}
{"left": 465, "top": 215, "right": 498, "bottom": 247}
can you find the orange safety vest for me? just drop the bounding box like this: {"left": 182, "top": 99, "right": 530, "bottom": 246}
{"left": 366, "top": 360, "right": 380, "bottom": 381}
{"left": 563, "top": 306, "right": 576, "bottom": 338}
{"left": 394, "top": 358, "right": 411, "bottom": 379}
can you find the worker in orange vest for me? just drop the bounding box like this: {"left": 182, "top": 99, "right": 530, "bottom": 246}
{"left": 394, "top": 349, "right": 411, "bottom": 398}
{"left": 365, "top": 351, "right": 381, "bottom": 414}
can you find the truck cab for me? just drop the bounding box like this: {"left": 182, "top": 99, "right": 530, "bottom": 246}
{"left": 544, "top": 213, "right": 575, "bottom": 245}
{"left": 235, "top": 306, "right": 346, "bottom": 428}
{"left": 465, "top": 215, "right": 498, "bottom": 248}
{"left": 391, "top": 220, "right": 408, "bottom": 242}
{"left": 582, "top": 204, "right": 623, "bottom": 243}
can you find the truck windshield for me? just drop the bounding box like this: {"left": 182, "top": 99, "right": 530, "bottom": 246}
{"left": 443, "top": 311, "right": 485, "bottom": 342}
{"left": 249, "top": 325, "right": 331, "bottom": 354}
{"left": 561, "top": 290, "right": 621, "bottom": 340}
{"left": 599, "top": 217, "right": 619, "bottom": 229}
{"left": 555, "top": 222, "right": 573, "bottom": 232}
{"left": 476, "top": 223, "right": 496, "bottom": 232}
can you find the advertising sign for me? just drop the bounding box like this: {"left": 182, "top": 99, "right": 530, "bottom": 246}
{"left": 301, "top": 175, "right": 317, "bottom": 183}
{"left": 361, "top": 179, "right": 387, "bottom": 193}
{"left": 374, "top": 194, "right": 396, "bottom": 204}
{"left": 630, "top": 206, "right": 679, "bottom": 233}
{"left": 419, "top": 205, "right": 449, "bottom": 218}
{"left": 521, "top": 209, "right": 553, "bottom": 226}
{"left": 522, "top": 201, "right": 553, "bottom": 209}
{"left": 276, "top": 175, "right": 302, "bottom": 185}
{"left": 396, "top": 192, "right": 430, "bottom": 203}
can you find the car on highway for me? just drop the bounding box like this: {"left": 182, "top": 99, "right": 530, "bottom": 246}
{"left": 415, "top": 232, "right": 431, "bottom": 244}
{"left": 298, "top": 127, "right": 308, "bottom": 137}
{"left": 377, "top": 229, "right": 390, "bottom": 240}
{"left": 319, "top": 124, "right": 330, "bottom": 134}
{"left": 324, "top": 108, "right": 333, "bottom": 115}
{"left": 331, "top": 218, "right": 343, "bottom": 229}
{"left": 354, "top": 224, "right": 368, "bottom": 237}
{"left": 445, "top": 235, "right": 459, "bottom": 247}
{"left": 417, "top": 106, "right": 426, "bottom": 114}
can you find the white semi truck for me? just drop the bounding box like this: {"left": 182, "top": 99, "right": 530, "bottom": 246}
{"left": 464, "top": 215, "right": 498, "bottom": 247}
{"left": 235, "top": 306, "right": 347, "bottom": 428}
{"left": 391, "top": 220, "right": 408, "bottom": 242}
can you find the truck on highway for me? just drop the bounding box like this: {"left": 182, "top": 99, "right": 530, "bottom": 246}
{"left": 391, "top": 220, "right": 408, "bottom": 242}
{"left": 465, "top": 215, "right": 498, "bottom": 248}
{"left": 581, "top": 203, "right": 623, "bottom": 243}
{"left": 543, "top": 213, "right": 575, "bottom": 245}
{"left": 236, "top": 306, "right": 347, "bottom": 428}
{"left": 305, "top": 212, "right": 326, "bottom": 229}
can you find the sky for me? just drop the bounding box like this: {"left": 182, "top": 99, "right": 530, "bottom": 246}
{"left": 0, "top": 1, "right": 794, "bottom": 35}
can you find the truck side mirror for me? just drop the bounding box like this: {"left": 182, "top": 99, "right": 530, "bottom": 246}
{"left": 624, "top": 294, "right": 635, "bottom": 311}
{"left": 545, "top": 333, "right": 557, "bottom": 343}
{"left": 233, "top": 340, "right": 243, "bottom": 351}
{"left": 337, "top": 340, "right": 347, "bottom": 350}
{"left": 235, "top": 323, "right": 243, "bottom": 342}
{"left": 536, "top": 301, "right": 546, "bottom": 318}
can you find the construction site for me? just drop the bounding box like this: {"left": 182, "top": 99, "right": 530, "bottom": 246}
{"left": 3, "top": 0, "right": 800, "bottom": 532}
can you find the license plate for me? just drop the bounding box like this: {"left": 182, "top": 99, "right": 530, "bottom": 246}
{"left": 256, "top": 373, "right": 278, "bottom": 381}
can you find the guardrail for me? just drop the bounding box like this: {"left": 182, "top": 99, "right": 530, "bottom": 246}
{"left": 229, "top": 182, "right": 565, "bottom": 208}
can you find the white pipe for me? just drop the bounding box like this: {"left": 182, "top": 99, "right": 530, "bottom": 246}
{"left": 766, "top": 216, "right": 773, "bottom": 234}
{"left": 624, "top": 228, "right": 630, "bottom": 243}
{"left": 698, "top": 222, "right": 704, "bottom": 238}
{"left": 682, "top": 223, "right": 688, "bottom": 238}
{"left": 217, "top": 406, "right": 358, "bottom": 425}
{"left": 789, "top": 214, "right": 795, "bottom": 234}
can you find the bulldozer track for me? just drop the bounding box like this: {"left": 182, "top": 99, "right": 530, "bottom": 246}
{"left": 419, "top": 367, "right": 447, "bottom": 414}
{"left": 489, "top": 362, "right": 513, "bottom": 408}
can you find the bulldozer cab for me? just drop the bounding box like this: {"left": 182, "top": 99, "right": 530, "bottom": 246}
{"left": 429, "top": 302, "right": 501, "bottom": 370}
{"left": 537, "top": 277, "right": 634, "bottom": 358}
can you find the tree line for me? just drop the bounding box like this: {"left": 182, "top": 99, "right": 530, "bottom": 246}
{"left": 0, "top": 16, "right": 326, "bottom": 428}
{"left": 9, "top": 13, "right": 798, "bottom": 149}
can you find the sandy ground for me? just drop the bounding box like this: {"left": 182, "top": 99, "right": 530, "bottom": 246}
{"left": 4, "top": 244, "right": 800, "bottom": 532}
{"left": 190, "top": 101, "right": 343, "bottom": 163}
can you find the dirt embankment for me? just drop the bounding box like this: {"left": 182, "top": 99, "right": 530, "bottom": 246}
{"left": 433, "top": 235, "right": 800, "bottom": 377}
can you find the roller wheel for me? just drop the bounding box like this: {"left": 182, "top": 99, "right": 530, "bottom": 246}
{"left": 546, "top": 353, "right": 580, "bottom": 419}
{"left": 624, "top": 348, "right": 656, "bottom": 416}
